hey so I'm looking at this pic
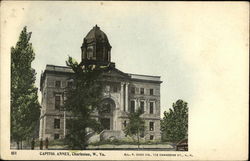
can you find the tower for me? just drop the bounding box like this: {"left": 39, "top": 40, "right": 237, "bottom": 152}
{"left": 81, "top": 25, "right": 112, "bottom": 66}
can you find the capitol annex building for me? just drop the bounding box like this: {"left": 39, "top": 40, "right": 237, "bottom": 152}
{"left": 39, "top": 25, "right": 163, "bottom": 142}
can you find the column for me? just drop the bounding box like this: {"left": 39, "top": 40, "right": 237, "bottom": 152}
{"left": 120, "top": 82, "right": 124, "bottom": 111}
{"left": 125, "top": 82, "right": 129, "bottom": 112}
{"left": 39, "top": 117, "right": 43, "bottom": 140}
{"left": 135, "top": 98, "right": 138, "bottom": 111}
{"left": 43, "top": 116, "right": 46, "bottom": 140}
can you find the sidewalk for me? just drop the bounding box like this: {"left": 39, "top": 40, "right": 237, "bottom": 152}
{"left": 87, "top": 144, "right": 175, "bottom": 150}
{"left": 11, "top": 143, "right": 175, "bottom": 150}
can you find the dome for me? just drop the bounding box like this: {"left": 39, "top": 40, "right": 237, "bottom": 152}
{"left": 81, "top": 25, "right": 112, "bottom": 64}
{"left": 84, "top": 25, "right": 109, "bottom": 44}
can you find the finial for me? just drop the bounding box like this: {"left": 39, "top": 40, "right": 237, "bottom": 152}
{"left": 94, "top": 24, "right": 100, "bottom": 30}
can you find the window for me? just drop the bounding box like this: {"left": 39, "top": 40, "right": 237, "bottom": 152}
{"left": 150, "top": 89, "right": 154, "bottom": 95}
{"left": 100, "top": 118, "right": 110, "bottom": 130}
{"left": 106, "top": 85, "right": 110, "bottom": 92}
{"left": 54, "top": 134, "right": 60, "bottom": 140}
{"left": 140, "top": 88, "right": 144, "bottom": 95}
{"left": 150, "top": 135, "right": 154, "bottom": 140}
{"left": 102, "top": 103, "right": 111, "bottom": 113}
{"left": 87, "top": 46, "right": 94, "bottom": 59}
{"left": 54, "top": 119, "right": 60, "bottom": 129}
{"left": 131, "top": 87, "right": 135, "bottom": 94}
{"left": 130, "top": 100, "right": 135, "bottom": 113}
{"left": 149, "top": 122, "right": 154, "bottom": 131}
{"left": 123, "top": 120, "right": 127, "bottom": 128}
{"left": 150, "top": 102, "right": 154, "bottom": 114}
{"left": 55, "top": 96, "right": 61, "bottom": 109}
{"left": 140, "top": 101, "right": 144, "bottom": 113}
{"left": 55, "top": 81, "right": 61, "bottom": 88}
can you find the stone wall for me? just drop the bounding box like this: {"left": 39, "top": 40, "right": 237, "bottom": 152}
{"left": 39, "top": 65, "right": 162, "bottom": 142}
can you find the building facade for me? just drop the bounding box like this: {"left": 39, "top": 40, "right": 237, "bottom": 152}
{"left": 39, "top": 25, "right": 162, "bottom": 141}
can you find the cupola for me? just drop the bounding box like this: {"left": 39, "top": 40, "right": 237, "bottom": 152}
{"left": 81, "top": 25, "right": 112, "bottom": 65}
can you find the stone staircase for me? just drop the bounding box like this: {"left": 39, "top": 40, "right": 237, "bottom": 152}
{"left": 88, "top": 130, "right": 123, "bottom": 143}
{"left": 100, "top": 130, "right": 122, "bottom": 141}
{"left": 87, "top": 131, "right": 100, "bottom": 143}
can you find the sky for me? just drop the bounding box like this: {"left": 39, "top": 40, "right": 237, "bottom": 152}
{"left": 1, "top": 2, "right": 249, "bottom": 157}
{"left": 1, "top": 2, "right": 248, "bottom": 119}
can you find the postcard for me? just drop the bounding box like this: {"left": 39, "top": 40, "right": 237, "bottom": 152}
{"left": 0, "top": 1, "right": 248, "bottom": 160}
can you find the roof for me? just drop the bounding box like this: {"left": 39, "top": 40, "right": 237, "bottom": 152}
{"left": 45, "top": 64, "right": 74, "bottom": 73}
{"left": 128, "top": 73, "right": 161, "bottom": 82}
{"left": 40, "top": 64, "right": 162, "bottom": 89}
{"left": 84, "top": 25, "right": 109, "bottom": 44}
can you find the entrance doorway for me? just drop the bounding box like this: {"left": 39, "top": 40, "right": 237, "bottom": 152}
{"left": 100, "top": 118, "right": 110, "bottom": 130}
{"left": 99, "top": 98, "right": 116, "bottom": 130}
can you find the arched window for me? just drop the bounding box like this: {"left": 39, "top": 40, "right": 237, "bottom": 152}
{"left": 102, "top": 102, "right": 111, "bottom": 113}
{"left": 87, "top": 46, "right": 94, "bottom": 59}
{"left": 99, "top": 98, "right": 115, "bottom": 114}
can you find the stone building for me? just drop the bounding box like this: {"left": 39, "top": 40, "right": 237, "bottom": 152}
{"left": 39, "top": 25, "right": 162, "bottom": 141}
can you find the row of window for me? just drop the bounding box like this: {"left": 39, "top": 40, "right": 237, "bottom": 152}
{"left": 53, "top": 133, "right": 154, "bottom": 140}
{"left": 55, "top": 118, "right": 155, "bottom": 132}
{"left": 55, "top": 97, "right": 155, "bottom": 114}
{"left": 54, "top": 119, "right": 155, "bottom": 140}
{"left": 55, "top": 95, "right": 61, "bottom": 109}
{"left": 123, "top": 121, "right": 155, "bottom": 139}
{"left": 54, "top": 80, "right": 73, "bottom": 88}
{"left": 123, "top": 120, "right": 155, "bottom": 131}
{"left": 130, "top": 100, "right": 155, "bottom": 114}
{"left": 54, "top": 118, "right": 72, "bottom": 129}
{"left": 54, "top": 93, "right": 68, "bottom": 110}
{"left": 105, "top": 85, "right": 118, "bottom": 93}
{"left": 54, "top": 81, "right": 156, "bottom": 96}
{"left": 55, "top": 95, "right": 156, "bottom": 114}
{"left": 131, "top": 87, "right": 154, "bottom": 95}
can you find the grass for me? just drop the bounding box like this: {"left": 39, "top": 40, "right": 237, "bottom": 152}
{"left": 32, "top": 139, "right": 66, "bottom": 148}
{"left": 30, "top": 138, "right": 173, "bottom": 148}
{"left": 46, "top": 139, "right": 65, "bottom": 146}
